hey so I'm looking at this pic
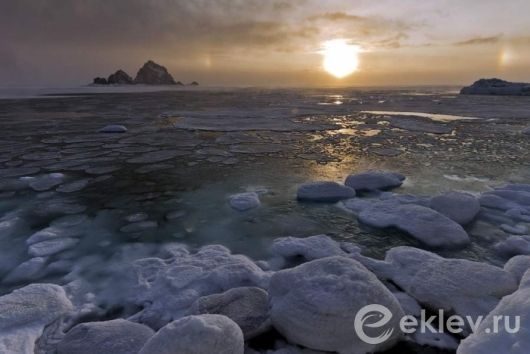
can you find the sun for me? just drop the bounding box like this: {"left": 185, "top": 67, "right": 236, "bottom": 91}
{"left": 321, "top": 39, "right": 360, "bottom": 78}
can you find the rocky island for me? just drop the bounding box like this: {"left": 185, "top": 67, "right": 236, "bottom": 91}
{"left": 91, "top": 60, "right": 196, "bottom": 86}
{"left": 460, "top": 78, "right": 530, "bottom": 96}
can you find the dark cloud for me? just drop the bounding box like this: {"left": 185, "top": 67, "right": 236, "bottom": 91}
{"left": 454, "top": 36, "right": 501, "bottom": 46}
{"left": 0, "top": 0, "right": 308, "bottom": 49}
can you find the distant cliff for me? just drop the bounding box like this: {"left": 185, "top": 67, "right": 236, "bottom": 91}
{"left": 460, "top": 78, "right": 530, "bottom": 96}
{"left": 92, "top": 61, "right": 198, "bottom": 86}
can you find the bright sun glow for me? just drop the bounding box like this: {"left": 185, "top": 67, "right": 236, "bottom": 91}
{"left": 321, "top": 39, "right": 360, "bottom": 78}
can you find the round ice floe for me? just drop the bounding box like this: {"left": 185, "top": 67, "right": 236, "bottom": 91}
{"left": 28, "top": 173, "right": 65, "bottom": 191}
{"left": 2, "top": 257, "right": 47, "bottom": 284}
{"left": 97, "top": 125, "right": 127, "bottom": 133}
{"left": 296, "top": 181, "right": 355, "bottom": 202}
{"left": 229, "top": 192, "right": 260, "bottom": 211}
{"left": 344, "top": 171, "right": 405, "bottom": 191}
{"left": 457, "top": 269, "right": 530, "bottom": 354}
{"left": 51, "top": 214, "right": 88, "bottom": 228}
{"left": 479, "top": 193, "right": 521, "bottom": 211}
{"left": 496, "top": 183, "right": 530, "bottom": 193}
{"left": 522, "top": 127, "right": 530, "bottom": 135}
{"left": 505, "top": 208, "right": 530, "bottom": 222}
{"left": 429, "top": 191, "right": 480, "bottom": 225}
{"left": 358, "top": 201, "right": 470, "bottom": 248}
{"left": 487, "top": 190, "right": 530, "bottom": 206}
{"left": 504, "top": 255, "right": 530, "bottom": 283}
{"left": 382, "top": 247, "right": 517, "bottom": 321}
{"left": 269, "top": 234, "right": 358, "bottom": 265}
{"left": 269, "top": 256, "right": 404, "bottom": 354}
{"left": 26, "top": 226, "right": 82, "bottom": 245}
{"left": 500, "top": 223, "right": 528, "bottom": 235}
{"left": 190, "top": 286, "right": 270, "bottom": 339}
{"left": 28, "top": 237, "right": 79, "bottom": 257}
{"left": 139, "top": 314, "right": 244, "bottom": 354}
{"left": 0, "top": 284, "right": 72, "bottom": 353}
{"left": 56, "top": 178, "right": 90, "bottom": 193}
{"left": 494, "top": 235, "right": 530, "bottom": 257}
{"left": 57, "top": 319, "right": 154, "bottom": 354}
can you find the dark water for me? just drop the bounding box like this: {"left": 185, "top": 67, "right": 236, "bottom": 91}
{"left": 0, "top": 87, "right": 529, "bottom": 303}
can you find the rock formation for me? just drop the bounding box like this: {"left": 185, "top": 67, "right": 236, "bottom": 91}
{"left": 90, "top": 61, "right": 192, "bottom": 86}
{"left": 92, "top": 77, "right": 107, "bottom": 85}
{"left": 460, "top": 78, "right": 530, "bottom": 96}
{"left": 134, "top": 60, "right": 177, "bottom": 85}
{"left": 107, "top": 69, "right": 133, "bottom": 84}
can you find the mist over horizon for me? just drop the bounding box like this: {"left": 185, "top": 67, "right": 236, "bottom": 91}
{"left": 2, "top": 0, "right": 530, "bottom": 87}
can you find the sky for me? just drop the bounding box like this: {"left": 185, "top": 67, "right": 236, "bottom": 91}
{"left": 1, "top": 0, "right": 530, "bottom": 87}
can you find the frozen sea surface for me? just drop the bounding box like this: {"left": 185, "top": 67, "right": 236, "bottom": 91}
{"left": 0, "top": 87, "right": 529, "bottom": 318}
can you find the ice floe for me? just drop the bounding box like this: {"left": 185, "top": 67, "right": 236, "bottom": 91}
{"left": 27, "top": 173, "right": 65, "bottom": 191}
{"left": 429, "top": 191, "right": 480, "bottom": 225}
{"left": 504, "top": 255, "right": 530, "bottom": 283}
{"left": 269, "top": 256, "right": 404, "bottom": 353}
{"left": 57, "top": 319, "right": 154, "bottom": 354}
{"left": 296, "top": 181, "right": 355, "bottom": 202}
{"left": 229, "top": 192, "right": 261, "bottom": 211}
{"left": 378, "top": 247, "right": 517, "bottom": 324}
{"left": 494, "top": 235, "right": 530, "bottom": 257}
{"left": 0, "top": 284, "right": 72, "bottom": 353}
{"left": 457, "top": 270, "right": 530, "bottom": 354}
{"left": 190, "top": 286, "right": 270, "bottom": 339}
{"left": 139, "top": 314, "right": 244, "bottom": 354}
{"left": 344, "top": 171, "right": 405, "bottom": 191}
{"left": 97, "top": 125, "right": 128, "bottom": 133}
{"left": 358, "top": 201, "right": 470, "bottom": 248}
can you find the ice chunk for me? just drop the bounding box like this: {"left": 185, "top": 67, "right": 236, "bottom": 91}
{"left": 2, "top": 257, "right": 47, "bottom": 284}
{"left": 57, "top": 319, "right": 154, "bottom": 354}
{"left": 28, "top": 173, "right": 65, "bottom": 191}
{"left": 344, "top": 171, "right": 405, "bottom": 191}
{"left": 381, "top": 247, "right": 517, "bottom": 324}
{"left": 190, "top": 287, "right": 270, "bottom": 339}
{"left": 494, "top": 235, "right": 530, "bottom": 257}
{"left": 28, "top": 237, "right": 79, "bottom": 257}
{"left": 139, "top": 315, "right": 244, "bottom": 354}
{"left": 269, "top": 256, "right": 404, "bottom": 353}
{"left": 0, "top": 284, "right": 72, "bottom": 353}
{"left": 56, "top": 178, "right": 90, "bottom": 193}
{"left": 504, "top": 255, "right": 530, "bottom": 283}
{"left": 358, "top": 201, "right": 470, "bottom": 248}
{"left": 229, "top": 192, "right": 260, "bottom": 211}
{"left": 429, "top": 191, "right": 480, "bottom": 225}
{"left": 98, "top": 125, "right": 127, "bottom": 133}
{"left": 457, "top": 269, "right": 530, "bottom": 354}
{"left": 296, "top": 181, "right": 355, "bottom": 202}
